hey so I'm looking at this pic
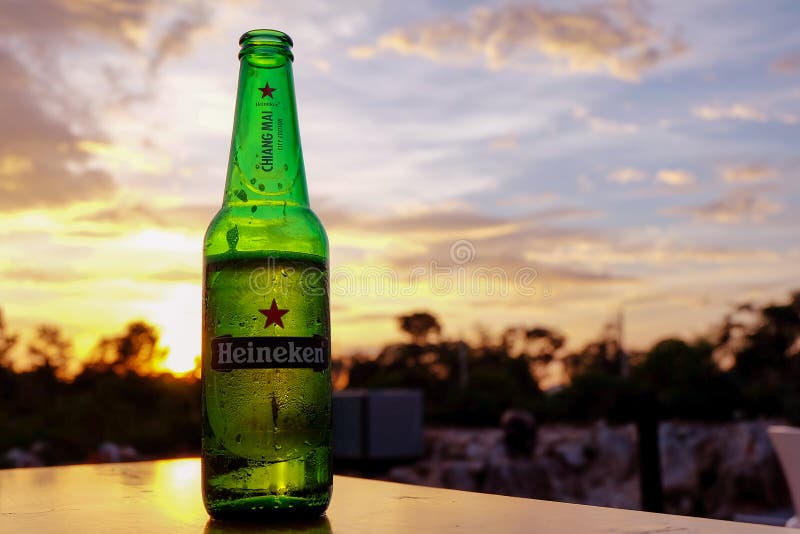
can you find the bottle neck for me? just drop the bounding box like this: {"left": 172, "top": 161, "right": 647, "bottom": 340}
{"left": 223, "top": 51, "right": 308, "bottom": 207}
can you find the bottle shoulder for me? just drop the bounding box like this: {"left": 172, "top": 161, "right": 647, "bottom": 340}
{"left": 204, "top": 204, "right": 328, "bottom": 262}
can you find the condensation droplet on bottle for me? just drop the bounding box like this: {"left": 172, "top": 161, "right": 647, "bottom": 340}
{"left": 258, "top": 183, "right": 265, "bottom": 192}
{"left": 235, "top": 433, "right": 242, "bottom": 444}
{"left": 274, "top": 444, "right": 282, "bottom": 450}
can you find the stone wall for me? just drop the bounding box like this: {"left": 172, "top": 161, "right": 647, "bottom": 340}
{"left": 387, "top": 420, "right": 790, "bottom": 519}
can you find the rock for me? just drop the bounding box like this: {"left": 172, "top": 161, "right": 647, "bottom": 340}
{"left": 553, "top": 442, "right": 588, "bottom": 470}
{"left": 441, "top": 460, "right": 483, "bottom": 492}
{"left": 397, "top": 420, "right": 788, "bottom": 519}
{"left": 387, "top": 464, "right": 428, "bottom": 486}
{"left": 659, "top": 420, "right": 788, "bottom": 518}
{"left": 91, "top": 441, "right": 141, "bottom": 464}
{"left": 483, "top": 457, "right": 552, "bottom": 499}
{"left": 2, "top": 448, "right": 43, "bottom": 468}
{"left": 500, "top": 409, "right": 537, "bottom": 458}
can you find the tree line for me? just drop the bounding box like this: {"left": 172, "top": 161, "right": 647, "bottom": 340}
{"left": 0, "top": 319, "right": 198, "bottom": 465}
{"left": 345, "top": 292, "right": 800, "bottom": 425}
{"left": 1, "top": 289, "right": 799, "bottom": 465}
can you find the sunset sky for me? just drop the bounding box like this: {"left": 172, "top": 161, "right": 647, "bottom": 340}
{"left": 1, "top": 1, "right": 799, "bottom": 374}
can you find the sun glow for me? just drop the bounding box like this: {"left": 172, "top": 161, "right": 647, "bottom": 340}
{"left": 146, "top": 284, "right": 202, "bottom": 375}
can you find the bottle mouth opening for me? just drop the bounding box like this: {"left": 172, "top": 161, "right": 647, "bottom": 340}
{"left": 239, "top": 29, "right": 293, "bottom": 60}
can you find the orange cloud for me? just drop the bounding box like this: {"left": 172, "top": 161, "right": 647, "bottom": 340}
{"left": 608, "top": 167, "right": 646, "bottom": 184}
{"left": 770, "top": 52, "right": 800, "bottom": 74}
{"left": 572, "top": 106, "right": 639, "bottom": 134}
{"left": 349, "top": 1, "right": 686, "bottom": 81}
{"left": 671, "top": 189, "right": 782, "bottom": 224}
{"left": 0, "top": 51, "right": 115, "bottom": 210}
{"left": 656, "top": 169, "right": 695, "bottom": 187}
{"left": 692, "top": 104, "right": 798, "bottom": 125}
{"left": 720, "top": 164, "right": 774, "bottom": 183}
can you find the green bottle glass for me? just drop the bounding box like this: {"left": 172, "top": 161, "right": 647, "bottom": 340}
{"left": 201, "top": 29, "right": 332, "bottom": 520}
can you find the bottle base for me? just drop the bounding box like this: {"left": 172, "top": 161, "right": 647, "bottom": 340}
{"left": 206, "top": 514, "right": 332, "bottom": 533}
{"left": 206, "top": 493, "right": 331, "bottom": 521}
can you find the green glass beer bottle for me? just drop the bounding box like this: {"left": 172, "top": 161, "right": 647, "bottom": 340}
{"left": 201, "top": 29, "right": 332, "bottom": 520}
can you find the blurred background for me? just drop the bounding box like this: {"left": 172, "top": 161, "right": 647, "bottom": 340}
{"left": 1, "top": 0, "right": 799, "bottom": 526}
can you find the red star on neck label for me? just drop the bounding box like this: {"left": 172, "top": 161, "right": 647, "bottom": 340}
{"left": 258, "top": 82, "right": 276, "bottom": 99}
{"left": 259, "top": 299, "right": 289, "bottom": 329}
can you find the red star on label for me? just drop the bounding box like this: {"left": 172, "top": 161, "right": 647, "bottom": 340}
{"left": 259, "top": 299, "right": 289, "bottom": 328}
{"left": 258, "top": 82, "right": 276, "bottom": 99}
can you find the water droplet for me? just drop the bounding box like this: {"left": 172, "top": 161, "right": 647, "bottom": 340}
{"left": 235, "top": 433, "right": 242, "bottom": 443}
{"left": 274, "top": 443, "right": 282, "bottom": 450}
{"left": 258, "top": 183, "right": 265, "bottom": 191}
{"left": 250, "top": 178, "right": 256, "bottom": 184}
{"left": 226, "top": 226, "right": 239, "bottom": 250}
{"left": 238, "top": 322, "right": 245, "bottom": 327}
{"left": 277, "top": 183, "right": 283, "bottom": 190}
{"left": 303, "top": 440, "right": 311, "bottom": 446}
{"left": 251, "top": 205, "right": 257, "bottom": 213}
{"left": 283, "top": 163, "right": 288, "bottom": 171}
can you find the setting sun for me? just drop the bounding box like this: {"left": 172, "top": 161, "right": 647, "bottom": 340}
{"left": 148, "top": 284, "right": 203, "bottom": 375}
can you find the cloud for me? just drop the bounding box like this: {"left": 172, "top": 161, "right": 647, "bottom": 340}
{"left": 608, "top": 167, "right": 646, "bottom": 184}
{"left": 0, "top": 0, "right": 210, "bottom": 66}
{"left": 672, "top": 189, "right": 782, "bottom": 224}
{"left": 0, "top": 0, "right": 156, "bottom": 46}
{"left": 349, "top": 1, "right": 686, "bottom": 81}
{"left": 0, "top": 51, "right": 115, "bottom": 210}
{"left": 692, "top": 104, "right": 798, "bottom": 125}
{"left": 148, "top": 1, "right": 212, "bottom": 73}
{"left": 572, "top": 106, "right": 639, "bottom": 134}
{"left": 489, "top": 135, "right": 519, "bottom": 151}
{"left": 77, "top": 203, "right": 216, "bottom": 233}
{"left": 143, "top": 268, "right": 200, "bottom": 282}
{"left": 720, "top": 164, "right": 774, "bottom": 183}
{"left": 770, "top": 52, "right": 800, "bottom": 74}
{"left": 656, "top": 169, "right": 694, "bottom": 187}
{"left": 321, "top": 202, "right": 597, "bottom": 238}
{"left": 0, "top": 1, "right": 217, "bottom": 212}
{"left": 0, "top": 267, "right": 83, "bottom": 283}
{"left": 324, "top": 201, "right": 770, "bottom": 283}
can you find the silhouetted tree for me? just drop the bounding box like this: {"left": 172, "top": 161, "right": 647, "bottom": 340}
{"left": 0, "top": 309, "right": 17, "bottom": 370}
{"left": 28, "top": 325, "right": 72, "bottom": 379}
{"left": 398, "top": 312, "right": 441, "bottom": 345}
{"left": 723, "top": 291, "right": 800, "bottom": 422}
{"left": 87, "top": 321, "right": 167, "bottom": 375}
{"left": 563, "top": 339, "right": 619, "bottom": 380}
{"left": 631, "top": 338, "right": 738, "bottom": 420}
{"left": 501, "top": 326, "right": 566, "bottom": 386}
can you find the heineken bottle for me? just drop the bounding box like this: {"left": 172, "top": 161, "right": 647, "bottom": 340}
{"left": 202, "top": 29, "right": 332, "bottom": 520}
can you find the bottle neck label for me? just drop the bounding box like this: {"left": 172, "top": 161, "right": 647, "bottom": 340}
{"left": 225, "top": 58, "right": 307, "bottom": 204}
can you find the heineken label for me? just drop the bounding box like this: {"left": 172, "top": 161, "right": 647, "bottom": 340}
{"left": 211, "top": 335, "right": 329, "bottom": 372}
